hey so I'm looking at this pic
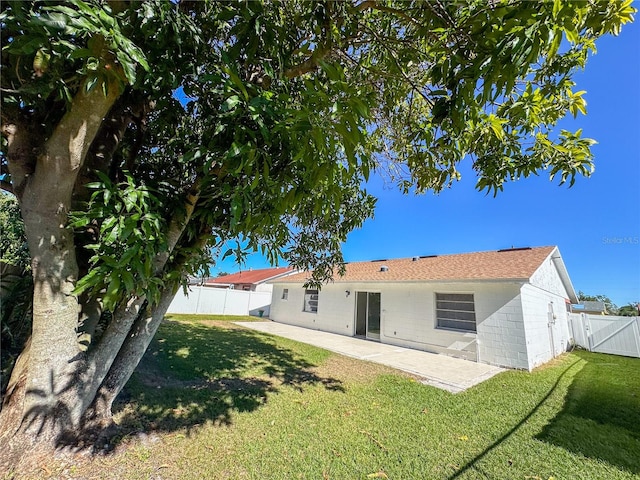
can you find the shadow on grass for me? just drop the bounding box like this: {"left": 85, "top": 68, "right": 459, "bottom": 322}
{"left": 111, "top": 320, "right": 343, "bottom": 442}
{"left": 536, "top": 350, "right": 640, "bottom": 474}
{"left": 447, "top": 358, "right": 581, "bottom": 479}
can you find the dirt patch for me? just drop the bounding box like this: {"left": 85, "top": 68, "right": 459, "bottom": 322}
{"left": 191, "top": 319, "right": 241, "bottom": 328}
{"left": 531, "top": 352, "right": 574, "bottom": 372}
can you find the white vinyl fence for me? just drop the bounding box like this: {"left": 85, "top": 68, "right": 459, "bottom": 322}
{"left": 168, "top": 286, "right": 272, "bottom": 317}
{"left": 568, "top": 313, "right": 640, "bottom": 358}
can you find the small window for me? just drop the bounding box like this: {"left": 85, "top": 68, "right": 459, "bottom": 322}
{"left": 282, "top": 288, "right": 289, "bottom": 300}
{"left": 303, "top": 289, "right": 318, "bottom": 313}
{"left": 436, "top": 293, "right": 476, "bottom": 332}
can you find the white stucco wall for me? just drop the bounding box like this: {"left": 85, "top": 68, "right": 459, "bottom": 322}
{"left": 271, "top": 281, "right": 531, "bottom": 367}
{"left": 254, "top": 283, "right": 274, "bottom": 293}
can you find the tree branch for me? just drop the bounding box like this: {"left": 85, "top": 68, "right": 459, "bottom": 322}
{"left": 0, "top": 178, "right": 13, "bottom": 194}
{"left": 86, "top": 281, "right": 179, "bottom": 423}
{"left": 360, "top": 24, "right": 434, "bottom": 107}
{"left": 284, "top": 45, "right": 332, "bottom": 79}
{"left": 83, "top": 180, "right": 201, "bottom": 407}
{"left": 1, "top": 121, "right": 37, "bottom": 200}
{"left": 356, "top": 0, "right": 421, "bottom": 26}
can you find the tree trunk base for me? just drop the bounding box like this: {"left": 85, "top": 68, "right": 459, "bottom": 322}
{"left": 0, "top": 372, "right": 121, "bottom": 476}
{"left": 0, "top": 416, "right": 122, "bottom": 477}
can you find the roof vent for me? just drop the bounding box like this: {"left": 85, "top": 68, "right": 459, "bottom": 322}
{"left": 372, "top": 259, "right": 387, "bottom": 262}
{"left": 420, "top": 255, "right": 438, "bottom": 259}
{"left": 412, "top": 256, "right": 419, "bottom": 261}
{"left": 380, "top": 265, "right": 389, "bottom": 272}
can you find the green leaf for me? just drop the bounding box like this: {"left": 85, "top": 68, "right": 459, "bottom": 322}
{"left": 103, "top": 275, "right": 121, "bottom": 309}
{"left": 121, "top": 270, "right": 135, "bottom": 293}
{"left": 548, "top": 29, "right": 562, "bottom": 58}
{"left": 222, "top": 95, "right": 241, "bottom": 112}
{"left": 84, "top": 75, "right": 99, "bottom": 93}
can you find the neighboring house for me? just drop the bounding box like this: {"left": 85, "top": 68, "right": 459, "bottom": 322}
{"left": 571, "top": 301, "right": 607, "bottom": 315}
{"left": 168, "top": 267, "right": 297, "bottom": 317}
{"left": 204, "top": 267, "right": 296, "bottom": 293}
{"left": 270, "top": 246, "right": 578, "bottom": 371}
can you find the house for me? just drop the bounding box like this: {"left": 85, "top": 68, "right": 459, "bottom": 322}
{"left": 168, "top": 267, "right": 297, "bottom": 317}
{"left": 269, "top": 246, "right": 578, "bottom": 371}
{"left": 571, "top": 301, "right": 607, "bottom": 315}
{"left": 204, "top": 267, "right": 296, "bottom": 292}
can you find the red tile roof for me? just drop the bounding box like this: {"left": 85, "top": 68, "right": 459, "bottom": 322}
{"left": 205, "top": 267, "right": 295, "bottom": 286}
{"left": 273, "top": 246, "right": 557, "bottom": 283}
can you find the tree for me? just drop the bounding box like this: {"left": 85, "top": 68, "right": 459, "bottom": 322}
{"left": 618, "top": 303, "right": 640, "bottom": 316}
{"left": 0, "top": 194, "right": 29, "bottom": 272}
{"left": 0, "top": 0, "right": 635, "bottom": 463}
{"left": 0, "top": 194, "right": 32, "bottom": 396}
{"left": 577, "top": 291, "right": 619, "bottom": 315}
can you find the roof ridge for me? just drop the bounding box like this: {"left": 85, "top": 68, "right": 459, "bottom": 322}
{"left": 271, "top": 246, "right": 560, "bottom": 284}
{"left": 345, "top": 245, "right": 556, "bottom": 265}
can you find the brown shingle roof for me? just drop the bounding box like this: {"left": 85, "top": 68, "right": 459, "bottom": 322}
{"left": 206, "top": 267, "right": 295, "bottom": 286}
{"left": 273, "top": 246, "right": 557, "bottom": 283}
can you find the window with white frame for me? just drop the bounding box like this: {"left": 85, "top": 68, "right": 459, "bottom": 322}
{"left": 282, "top": 288, "right": 289, "bottom": 300}
{"left": 435, "top": 293, "right": 476, "bottom": 332}
{"left": 303, "top": 289, "right": 318, "bottom": 313}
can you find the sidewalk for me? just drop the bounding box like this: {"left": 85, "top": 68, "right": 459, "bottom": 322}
{"left": 235, "top": 321, "right": 505, "bottom": 393}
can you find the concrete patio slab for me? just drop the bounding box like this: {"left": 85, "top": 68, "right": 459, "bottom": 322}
{"left": 234, "top": 321, "right": 505, "bottom": 393}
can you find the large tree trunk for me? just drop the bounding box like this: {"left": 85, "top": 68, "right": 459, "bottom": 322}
{"left": 86, "top": 189, "right": 200, "bottom": 426}
{"left": 0, "top": 127, "right": 199, "bottom": 467}
{"left": 0, "top": 79, "right": 120, "bottom": 463}
{"left": 86, "top": 284, "right": 179, "bottom": 426}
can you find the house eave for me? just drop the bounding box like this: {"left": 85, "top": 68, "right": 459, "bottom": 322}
{"left": 549, "top": 247, "right": 579, "bottom": 303}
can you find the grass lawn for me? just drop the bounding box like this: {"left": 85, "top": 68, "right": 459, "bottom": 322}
{"left": 45, "top": 316, "right": 640, "bottom": 479}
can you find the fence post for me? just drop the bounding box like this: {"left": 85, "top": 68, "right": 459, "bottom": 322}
{"left": 583, "top": 314, "right": 593, "bottom": 351}
{"left": 222, "top": 289, "right": 229, "bottom": 315}
{"left": 635, "top": 317, "right": 640, "bottom": 358}
{"left": 195, "top": 285, "right": 203, "bottom": 314}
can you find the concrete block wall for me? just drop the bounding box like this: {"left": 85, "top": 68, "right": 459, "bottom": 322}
{"left": 529, "top": 252, "right": 567, "bottom": 298}
{"left": 521, "top": 255, "right": 572, "bottom": 369}
{"left": 376, "top": 282, "right": 477, "bottom": 359}
{"left": 272, "top": 281, "right": 535, "bottom": 367}
{"left": 269, "top": 284, "right": 354, "bottom": 335}
{"left": 520, "top": 284, "right": 571, "bottom": 369}
{"left": 476, "top": 293, "right": 528, "bottom": 369}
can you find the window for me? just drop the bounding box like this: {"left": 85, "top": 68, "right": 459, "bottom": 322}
{"left": 303, "top": 289, "right": 318, "bottom": 313}
{"left": 436, "top": 293, "right": 476, "bottom": 332}
{"left": 282, "top": 288, "right": 289, "bottom": 300}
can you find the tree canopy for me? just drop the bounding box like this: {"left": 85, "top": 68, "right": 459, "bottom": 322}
{"left": 618, "top": 303, "right": 640, "bottom": 317}
{"left": 0, "top": 0, "right": 635, "bottom": 460}
{"left": 3, "top": 1, "right": 635, "bottom": 285}
{"left": 577, "top": 291, "right": 619, "bottom": 315}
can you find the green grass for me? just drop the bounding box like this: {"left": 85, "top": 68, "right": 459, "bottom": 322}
{"left": 164, "top": 313, "right": 264, "bottom": 323}
{"left": 67, "top": 318, "right": 640, "bottom": 479}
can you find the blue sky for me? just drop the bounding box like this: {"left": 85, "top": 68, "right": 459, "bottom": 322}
{"left": 214, "top": 20, "right": 640, "bottom": 308}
